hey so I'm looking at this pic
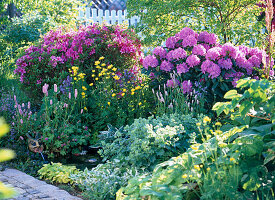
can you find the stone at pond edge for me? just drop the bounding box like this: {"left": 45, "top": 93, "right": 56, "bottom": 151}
{"left": 87, "top": 158, "right": 97, "bottom": 163}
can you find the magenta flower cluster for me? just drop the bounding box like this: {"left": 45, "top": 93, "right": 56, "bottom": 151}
{"left": 14, "top": 24, "right": 142, "bottom": 96}
{"left": 143, "top": 27, "right": 274, "bottom": 94}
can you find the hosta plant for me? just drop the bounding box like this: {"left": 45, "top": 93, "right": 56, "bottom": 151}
{"left": 38, "top": 162, "right": 79, "bottom": 184}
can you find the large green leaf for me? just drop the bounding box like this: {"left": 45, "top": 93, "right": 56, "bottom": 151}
{"left": 224, "top": 90, "right": 241, "bottom": 99}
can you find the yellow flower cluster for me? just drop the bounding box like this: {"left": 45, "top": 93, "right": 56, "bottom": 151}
{"left": 90, "top": 58, "right": 120, "bottom": 86}
{"left": 69, "top": 66, "right": 86, "bottom": 81}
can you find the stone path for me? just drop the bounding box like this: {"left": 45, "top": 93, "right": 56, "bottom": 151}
{"left": 0, "top": 168, "right": 82, "bottom": 200}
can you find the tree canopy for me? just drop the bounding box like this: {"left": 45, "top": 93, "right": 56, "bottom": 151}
{"left": 127, "top": 0, "right": 266, "bottom": 46}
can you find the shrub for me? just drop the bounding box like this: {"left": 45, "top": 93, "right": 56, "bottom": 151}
{"left": 38, "top": 162, "right": 79, "bottom": 184}
{"left": 98, "top": 113, "right": 204, "bottom": 170}
{"left": 213, "top": 78, "right": 275, "bottom": 126}
{"left": 117, "top": 124, "right": 275, "bottom": 200}
{"left": 70, "top": 162, "right": 144, "bottom": 200}
{"left": 14, "top": 24, "right": 142, "bottom": 100}
{"left": 117, "top": 78, "right": 275, "bottom": 200}
{"left": 143, "top": 27, "right": 274, "bottom": 110}
{"left": 10, "top": 82, "right": 91, "bottom": 158}
{"left": 70, "top": 57, "right": 152, "bottom": 134}
{"left": 1, "top": 12, "right": 52, "bottom": 45}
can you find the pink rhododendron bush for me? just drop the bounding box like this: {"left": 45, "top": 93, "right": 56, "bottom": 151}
{"left": 14, "top": 24, "right": 142, "bottom": 99}
{"left": 143, "top": 27, "right": 274, "bottom": 109}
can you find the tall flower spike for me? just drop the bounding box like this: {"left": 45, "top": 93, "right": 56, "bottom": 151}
{"left": 54, "top": 84, "right": 58, "bottom": 92}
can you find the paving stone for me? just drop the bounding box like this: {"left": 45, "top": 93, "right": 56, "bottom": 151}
{"left": 1, "top": 168, "right": 82, "bottom": 200}
{"left": 36, "top": 184, "right": 60, "bottom": 193}
{"left": 25, "top": 189, "right": 40, "bottom": 194}
{"left": 15, "top": 175, "right": 37, "bottom": 183}
{"left": 3, "top": 169, "right": 27, "bottom": 177}
{"left": 23, "top": 179, "right": 47, "bottom": 188}
{"left": 37, "top": 193, "right": 50, "bottom": 198}
{"left": 0, "top": 176, "right": 8, "bottom": 182}
{"left": 13, "top": 187, "right": 27, "bottom": 194}
{"left": 15, "top": 197, "right": 30, "bottom": 200}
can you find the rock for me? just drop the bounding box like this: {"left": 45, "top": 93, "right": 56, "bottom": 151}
{"left": 87, "top": 158, "right": 97, "bottom": 163}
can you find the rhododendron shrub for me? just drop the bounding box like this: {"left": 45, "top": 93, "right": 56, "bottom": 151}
{"left": 143, "top": 27, "right": 274, "bottom": 109}
{"left": 14, "top": 24, "right": 142, "bottom": 99}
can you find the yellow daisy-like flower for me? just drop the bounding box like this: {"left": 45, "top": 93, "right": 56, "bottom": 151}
{"left": 230, "top": 157, "right": 235, "bottom": 162}
{"left": 99, "top": 56, "right": 104, "bottom": 60}
{"left": 112, "top": 93, "right": 116, "bottom": 97}
{"left": 121, "top": 93, "right": 125, "bottom": 97}
{"left": 96, "top": 66, "right": 101, "bottom": 69}
{"left": 95, "top": 61, "right": 100, "bottom": 65}
{"left": 138, "top": 102, "right": 142, "bottom": 106}
{"left": 207, "top": 167, "right": 210, "bottom": 171}
{"left": 113, "top": 75, "right": 120, "bottom": 80}
{"left": 101, "top": 63, "right": 106, "bottom": 67}
{"left": 81, "top": 92, "right": 86, "bottom": 96}
{"left": 112, "top": 67, "right": 117, "bottom": 71}
{"left": 181, "top": 174, "right": 188, "bottom": 179}
{"left": 190, "top": 144, "right": 199, "bottom": 150}
{"left": 141, "top": 84, "right": 144, "bottom": 87}
{"left": 78, "top": 73, "right": 86, "bottom": 79}
{"left": 95, "top": 78, "right": 99, "bottom": 81}
{"left": 131, "top": 88, "right": 135, "bottom": 92}
{"left": 107, "top": 102, "right": 110, "bottom": 105}
{"left": 92, "top": 70, "right": 95, "bottom": 72}
{"left": 92, "top": 74, "right": 95, "bottom": 77}
{"left": 215, "top": 122, "right": 222, "bottom": 126}
{"left": 131, "top": 92, "right": 135, "bottom": 95}
{"left": 98, "top": 73, "right": 102, "bottom": 77}
{"left": 74, "top": 77, "right": 77, "bottom": 80}
{"left": 84, "top": 107, "right": 87, "bottom": 111}
{"left": 203, "top": 116, "right": 211, "bottom": 123}
{"left": 194, "top": 165, "right": 200, "bottom": 170}
{"left": 106, "top": 76, "right": 110, "bottom": 79}
{"left": 189, "top": 175, "right": 193, "bottom": 178}
{"left": 107, "top": 65, "right": 113, "bottom": 69}
{"left": 89, "top": 83, "right": 94, "bottom": 86}
{"left": 215, "top": 130, "right": 223, "bottom": 135}
{"left": 123, "top": 89, "right": 127, "bottom": 92}
{"left": 82, "top": 86, "right": 87, "bottom": 91}
{"left": 135, "top": 86, "right": 141, "bottom": 90}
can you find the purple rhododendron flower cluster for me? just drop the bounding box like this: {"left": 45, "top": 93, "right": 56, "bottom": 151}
{"left": 14, "top": 24, "right": 142, "bottom": 97}
{"left": 143, "top": 27, "right": 274, "bottom": 96}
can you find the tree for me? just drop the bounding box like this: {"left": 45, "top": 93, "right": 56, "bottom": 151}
{"left": 127, "top": 0, "right": 266, "bottom": 46}
{"left": 0, "top": 0, "right": 84, "bottom": 27}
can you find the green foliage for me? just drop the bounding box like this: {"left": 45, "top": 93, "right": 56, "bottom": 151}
{"left": 1, "top": 12, "right": 52, "bottom": 45}
{"left": 117, "top": 78, "right": 275, "bottom": 200}
{"left": 127, "top": 0, "right": 265, "bottom": 46}
{"left": 78, "top": 58, "right": 153, "bottom": 135}
{"left": 38, "top": 162, "right": 79, "bottom": 184}
{"left": 70, "top": 162, "right": 144, "bottom": 200}
{"left": 151, "top": 83, "right": 207, "bottom": 116}
{"left": 14, "top": 24, "right": 142, "bottom": 101}
{"left": 117, "top": 125, "right": 275, "bottom": 200}
{"left": 98, "top": 113, "right": 203, "bottom": 170}
{"left": 213, "top": 78, "right": 275, "bottom": 126}
{"left": 9, "top": 0, "right": 83, "bottom": 26}
{"left": 10, "top": 83, "right": 91, "bottom": 158}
